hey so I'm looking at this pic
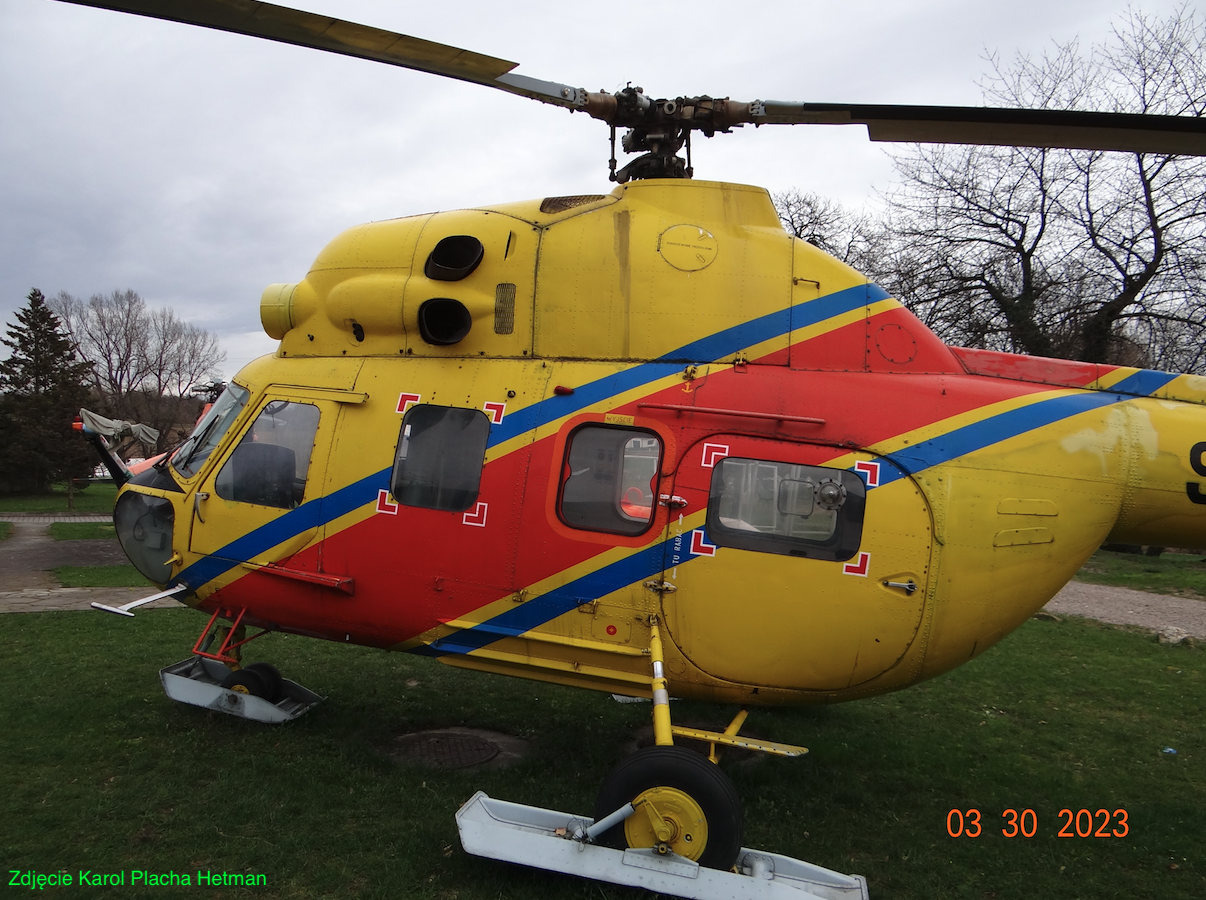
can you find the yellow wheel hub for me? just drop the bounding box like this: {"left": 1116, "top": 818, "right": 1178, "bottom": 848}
{"left": 624, "top": 787, "right": 708, "bottom": 861}
{"left": 229, "top": 684, "right": 251, "bottom": 694}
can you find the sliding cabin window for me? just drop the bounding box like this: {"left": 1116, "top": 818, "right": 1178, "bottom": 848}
{"left": 706, "top": 457, "right": 865, "bottom": 561}
{"left": 559, "top": 426, "right": 661, "bottom": 535}
{"left": 215, "top": 400, "right": 321, "bottom": 509}
{"left": 391, "top": 405, "right": 490, "bottom": 512}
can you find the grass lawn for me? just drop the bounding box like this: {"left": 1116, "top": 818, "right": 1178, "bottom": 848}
{"left": 0, "top": 522, "right": 10, "bottom": 540}
{"left": 0, "top": 482, "right": 117, "bottom": 514}
{"left": 49, "top": 522, "right": 117, "bottom": 541}
{"left": 1075, "top": 548, "right": 1206, "bottom": 600}
{"left": 52, "top": 565, "right": 151, "bottom": 588}
{"left": 1, "top": 610, "right": 1201, "bottom": 899}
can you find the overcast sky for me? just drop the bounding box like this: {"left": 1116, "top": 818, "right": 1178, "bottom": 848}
{"left": 0, "top": 0, "right": 1190, "bottom": 379}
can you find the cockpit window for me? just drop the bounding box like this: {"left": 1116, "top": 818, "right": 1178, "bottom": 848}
{"left": 170, "top": 383, "right": 250, "bottom": 479}
{"left": 215, "top": 401, "right": 321, "bottom": 509}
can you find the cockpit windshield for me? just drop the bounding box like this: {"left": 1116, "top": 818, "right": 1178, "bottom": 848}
{"left": 170, "top": 383, "right": 251, "bottom": 479}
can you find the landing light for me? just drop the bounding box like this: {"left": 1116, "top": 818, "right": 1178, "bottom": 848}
{"left": 114, "top": 490, "right": 176, "bottom": 584}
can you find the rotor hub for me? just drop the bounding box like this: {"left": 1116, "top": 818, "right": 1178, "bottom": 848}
{"left": 602, "top": 86, "right": 750, "bottom": 183}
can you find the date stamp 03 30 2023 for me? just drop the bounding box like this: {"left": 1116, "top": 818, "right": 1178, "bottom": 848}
{"left": 946, "top": 807, "right": 1130, "bottom": 839}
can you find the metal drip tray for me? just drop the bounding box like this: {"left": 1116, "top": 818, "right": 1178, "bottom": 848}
{"left": 456, "top": 791, "right": 869, "bottom": 900}
{"left": 159, "top": 657, "right": 323, "bottom": 723}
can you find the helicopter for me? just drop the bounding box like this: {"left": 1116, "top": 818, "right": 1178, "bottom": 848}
{"left": 56, "top": 0, "right": 1206, "bottom": 880}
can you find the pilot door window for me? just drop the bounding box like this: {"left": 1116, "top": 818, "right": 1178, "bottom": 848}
{"left": 391, "top": 405, "right": 491, "bottom": 512}
{"left": 706, "top": 457, "right": 865, "bottom": 561}
{"left": 559, "top": 426, "right": 661, "bottom": 535}
{"left": 214, "top": 401, "right": 321, "bottom": 509}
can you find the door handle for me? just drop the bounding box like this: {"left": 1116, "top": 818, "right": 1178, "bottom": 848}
{"left": 193, "top": 491, "right": 209, "bottom": 524}
{"left": 883, "top": 580, "right": 917, "bottom": 595}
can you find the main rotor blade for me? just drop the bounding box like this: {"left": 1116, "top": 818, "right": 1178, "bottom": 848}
{"left": 751, "top": 102, "right": 1206, "bottom": 156}
{"left": 53, "top": 0, "right": 588, "bottom": 107}
{"left": 52, "top": 2, "right": 1206, "bottom": 157}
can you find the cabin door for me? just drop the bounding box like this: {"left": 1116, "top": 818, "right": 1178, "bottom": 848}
{"left": 660, "top": 435, "right": 933, "bottom": 691}
{"left": 188, "top": 394, "right": 338, "bottom": 567}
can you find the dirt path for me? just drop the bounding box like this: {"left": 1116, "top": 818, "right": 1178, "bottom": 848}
{"left": 1043, "top": 581, "right": 1205, "bottom": 640}
{"left": 0, "top": 516, "right": 128, "bottom": 589}
{"left": 0, "top": 514, "right": 177, "bottom": 612}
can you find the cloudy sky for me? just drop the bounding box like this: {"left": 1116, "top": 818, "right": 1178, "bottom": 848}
{"left": 0, "top": 0, "right": 1189, "bottom": 378}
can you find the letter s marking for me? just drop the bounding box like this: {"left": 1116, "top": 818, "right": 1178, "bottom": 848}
{"left": 1190, "top": 442, "right": 1206, "bottom": 477}
{"left": 1188, "top": 442, "right": 1206, "bottom": 504}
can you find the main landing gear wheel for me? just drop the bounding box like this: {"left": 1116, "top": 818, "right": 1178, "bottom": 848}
{"left": 593, "top": 746, "right": 743, "bottom": 869}
{"left": 241, "top": 662, "right": 283, "bottom": 703}
{"left": 219, "top": 667, "right": 270, "bottom": 699}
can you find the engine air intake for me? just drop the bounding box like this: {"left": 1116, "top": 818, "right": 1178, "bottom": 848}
{"left": 425, "top": 235, "right": 484, "bottom": 281}
{"left": 418, "top": 298, "right": 473, "bottom": 345}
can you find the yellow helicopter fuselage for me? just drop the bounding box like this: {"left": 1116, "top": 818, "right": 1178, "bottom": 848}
{"left": 115, "top": 179, "right": 1206, "bottom": 706}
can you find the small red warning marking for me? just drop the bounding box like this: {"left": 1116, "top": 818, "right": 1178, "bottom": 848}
{"left": 483, "top": 401, "right": 506, "bottom": 424}
{"left": 462, "top": 501, "right": 488, "bottom": 527}
{"left": 396, "top": 392, "right": 421, "bottom": 414}
{"left": 606, "top": 625, "right": 618, "bottom": 636}
{"left": 855, "top": 460, "right": 881, "bottom": 487}
{"left": 843, "top": 552, "right": 871, "bottom": 577}
{"left": 701, "top": 443, "right": 729, "bottom": 468}
{"left": 376, "top": 490, "right": 398, "bottom": 515}
{"left": 690, "top": 530, "right": 717, "bottom": 557}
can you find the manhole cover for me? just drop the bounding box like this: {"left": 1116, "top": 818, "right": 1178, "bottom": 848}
{"left": 394, "top": 731, "right": 500, "bottom": 768}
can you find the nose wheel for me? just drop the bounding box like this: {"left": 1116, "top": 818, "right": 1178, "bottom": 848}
{"left": 592, "top": 745, "right": 743, "bottom": 869}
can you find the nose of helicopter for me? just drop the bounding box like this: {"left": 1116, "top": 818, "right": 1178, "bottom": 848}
{"left": 113, "top": 486, "right": 177, "bottom": 585}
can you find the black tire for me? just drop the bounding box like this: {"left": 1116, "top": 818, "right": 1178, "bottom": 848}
{"left": 220, "top": 667, "right": 269, "bottom": 698}
{"left": 593, "top": 746, "right": 743, "bottom": 869}
{"left": 242, "top": 662, "right": 283, "bottom": 703}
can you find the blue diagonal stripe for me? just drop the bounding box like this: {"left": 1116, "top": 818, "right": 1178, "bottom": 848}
{"left": 858, "top": 370, "right": 1181, "bottom": 488}
{"left": 428, "top": 542, "right": 670, "bottom": 654}
{"left": 176, "top": 469, "right": 388, "bottom": 588}
{"left": 486, "top": 283, "right": 884, "bottom": 446}
{"left": 1106, "top": 368, "right": 1179, "bottom": 398}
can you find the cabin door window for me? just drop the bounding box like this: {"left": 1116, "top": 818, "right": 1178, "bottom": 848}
{"left": 558, "top": 425, "right": 661, "bottom": 535}
{"left": 706, "top": 457, "right": 865, "bottom": 561}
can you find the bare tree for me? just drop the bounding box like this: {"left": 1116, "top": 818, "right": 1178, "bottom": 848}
{"left": 772, "top": 189, "right": 880, "bottom": 267}
{"left": 873, "top": 4, "right": 1206, "bottom": 371}
{"left": 52, "top": 289, "right": 225, "bottom": 453}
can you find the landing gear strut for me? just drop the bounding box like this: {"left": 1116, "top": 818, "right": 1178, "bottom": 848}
{"left": 159, "top": 606, "right": 321, "bottom": 721}
{"left": 587, "top": 616, "right": 802, "bottom": 869}
{"left": 455, "top": 616, "right": 867, "bottom": 896}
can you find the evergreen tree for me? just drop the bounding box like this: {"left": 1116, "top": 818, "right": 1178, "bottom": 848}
{"left": 0, "top": 289, "right": 95, "bottom": 493}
